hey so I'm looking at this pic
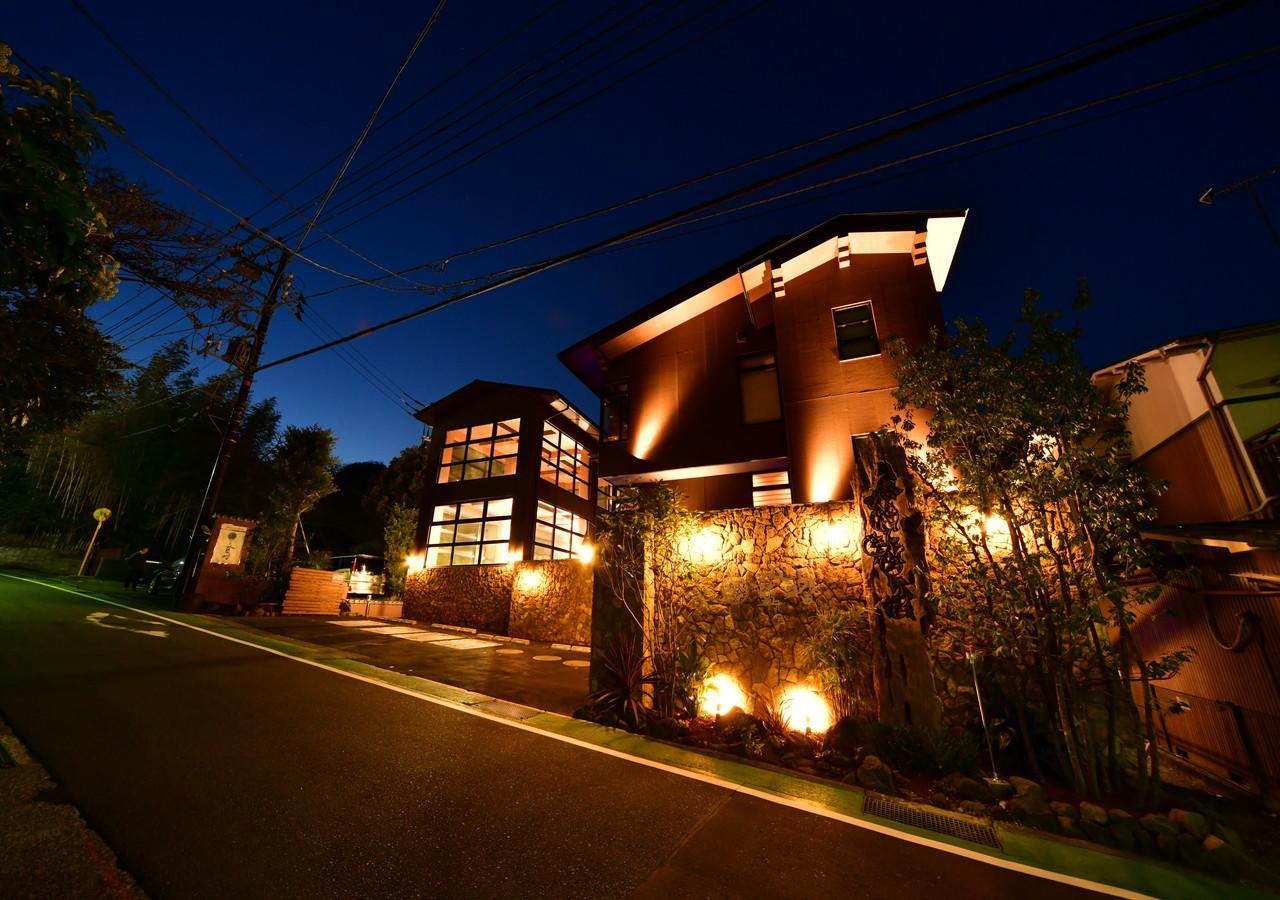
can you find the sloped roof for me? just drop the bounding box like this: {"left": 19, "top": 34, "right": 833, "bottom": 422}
{"left": 559, "top": 210, "right": 966, "bottom": 392}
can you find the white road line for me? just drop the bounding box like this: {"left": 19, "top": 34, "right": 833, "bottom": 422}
{"left": 0, "top": 573, "right": 1146, "bottom": 899}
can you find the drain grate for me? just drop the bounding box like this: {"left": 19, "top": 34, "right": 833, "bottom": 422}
{"left": 864, "top": 796, "right": 1001, "bottom": 848}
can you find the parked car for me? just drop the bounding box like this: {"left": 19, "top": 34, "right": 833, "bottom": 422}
{"left": 147, "top": 558, "right": 186, "bottom": 595}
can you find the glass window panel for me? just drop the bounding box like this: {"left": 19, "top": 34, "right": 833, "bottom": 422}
{"left": 575, "top": 481, "right": 590, "bottom": 500}
{"left": 457, "top": 501, "right": 484, "bottom": 520}
{"left": 554, "top": 530, "right": 572, "bottom": 551}
{"left": 469, "top": 423, "right": 494, "bottom": 440}
{"left": 440, "top": 446, "right": 456, "bottom": 465}
{"left": 752, "top": 470, "right": 789, "bottom": 487}
{"left": 498, "top": 418, "right": 520, "bottom": 436}
{"left": 483, "top": 519, "right": 510, "bottom": 542}
{"left": 428, "top": 524, "right": 454, "bottom": 545}
{"left": 427, "top": 546, "right": 452, "bottom": 567}
{"left": 833, "top": 303, "right": 880, "bottom": 360}
{"left": 493, "top": 437, "right": 519, "bottom": 457}
{"left": 433, "top": 504, "right": 456, "bottom": 522}
{"left": 535, "top": 522, "right": 554, "bottom": 547}
{"left": 480, "top": 542, "right": 507, "bottom": 564}
{"left": 533, "top": 544, "right": 552, "bottom": 561}
{"left": 571, "top": 516, "right": 587, "bottom": 536}
{"left": 445, "top": 427, "right": 467, "bottom": 444}
{"left": 553, "top": 548, "right": 570, "bottom": 560}
{"left": 492, "top": 456, "right": 519, "bottom": 477}
{"left": 453, "top": 522, "right": 481, "bottom": 543}
{"left": 451, "top": 543, "right": 479, "bottom": 566}
{"left": 753, "top": 487, "right": 793, "bottom": 507}
{"left": 487, "top": 497, "right": 513, "bottom": 517}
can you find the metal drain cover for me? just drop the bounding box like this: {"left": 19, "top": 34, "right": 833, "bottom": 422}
{"left": 864, "top": 795, "right": 1001, "bottom": 848}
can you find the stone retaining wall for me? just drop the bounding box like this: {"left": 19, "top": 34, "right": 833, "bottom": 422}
{"left": 403, "top": 559, "right": 592, "bottom": 644}
{"left": 656, "top": 501, "right": 865, "bottom": 706}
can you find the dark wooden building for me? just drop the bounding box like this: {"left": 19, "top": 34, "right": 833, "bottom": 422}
{"left": 411, "top": 381, "right": 599, "bottom": 567}
{"left": 559, "top": 210, "right": 968, "bottom": 510}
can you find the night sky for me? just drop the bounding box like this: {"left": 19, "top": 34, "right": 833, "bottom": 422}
{"left": 10, "top": 0, "right": 1279, "bottom": 463}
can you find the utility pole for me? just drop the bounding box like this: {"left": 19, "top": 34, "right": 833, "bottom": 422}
{"left": 177, "top": 246, "right": 294, "bottom": 609}
{"left": 1200, "top": 165, "right": 1280, "bottom": 251}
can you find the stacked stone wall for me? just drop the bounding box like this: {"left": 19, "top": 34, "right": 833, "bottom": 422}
{"left": 403, "top": 559, "right": 593, "bottom": 644}
{"left": 661, "top": 501, "right": 865, "bottom": 706}
{"left": 403, "top": 565, "right": 514, "bottom": 634}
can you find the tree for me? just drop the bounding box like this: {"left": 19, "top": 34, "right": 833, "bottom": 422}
{"left": 888, "top": 288, "right": 1188, "bottom": 802}
{"left": 382, "top": 503, "right": 418, "bottom": 596}
{"left": 594, "top": 484, "right": 705, "bottom": 717}
{"left": 1, "top": 44, "right": 122, "bottom": 450}
{"left": 19, "top": 343, "right": 279, "bottom": 551}
{"left": 259, "top": 426, "right": 338, "bottom": 572}
{"left": 368, "top": 441, "right": 431, "bottom": 522}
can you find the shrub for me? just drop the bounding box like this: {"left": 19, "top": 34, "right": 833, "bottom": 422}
{"left": 871, "top": 724, "right": 980, "bottom": 777}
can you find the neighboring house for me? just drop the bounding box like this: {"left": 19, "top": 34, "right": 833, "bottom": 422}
{"left": 411, "top": 380, "right": 600, "bottom": 566}
{"left": 1093, "top": 322, "right": 1280, "bottom": 802}
{"left": 559, "top": 210, "right": 968, "bottom": 508}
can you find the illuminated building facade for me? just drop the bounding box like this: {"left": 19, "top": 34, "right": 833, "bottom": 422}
{"left": 560, "top": 211, "right": 969, "bottom": 509}
{"left": 411, "top": 381, "right": 600, "bottom": 567}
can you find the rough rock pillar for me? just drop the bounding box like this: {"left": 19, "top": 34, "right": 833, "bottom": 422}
{"left": 851, "top": 433, "right": 942, "bottom": 727}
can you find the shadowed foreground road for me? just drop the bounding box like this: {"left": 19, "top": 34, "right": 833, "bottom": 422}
{"left": 0, "top": 574, "right": 1100, "bottom": 898}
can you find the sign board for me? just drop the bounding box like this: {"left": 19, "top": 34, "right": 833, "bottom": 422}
{"left": 209, "top": 522, "right": 246, "bottom": 567}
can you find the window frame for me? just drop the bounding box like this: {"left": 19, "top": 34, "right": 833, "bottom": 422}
{"left": 540, "top": 420, "right": 592, "bottom": 500}
{"left": 832, "top": 301, "right": 881, "bottom": 362}
{"left": 751, "top": 470, "right": 793, "bottom": 507}
{"left": 425, "top": 497, "right": 513, "bottom": 567}
{"left": 532, "top": 500, "right": 589, "bottom": 560}
{"left": 437, "top": 418, "right": 521, "bottom": 484}
{"left": 603, "top": 380, "right": 630, "bottom": 442}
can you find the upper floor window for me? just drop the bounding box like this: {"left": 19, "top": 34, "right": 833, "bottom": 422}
{"left": 603, "top": 380, "right": 629, "bottom": 442}
{"left": 541, "top": 421, "right": 592, "bottom": 499}
{"left": 738, "top": 352, "right": 781, "bottom": 424}
{"left": 426, "top": 497, "right": 513, "bottom": 566}
{"left": 533, "top": 501, "right": 589, "bottom": 560}
{"left": 833, "top": 302, "right": 880, "bottom": 361}
{"left": 438, "top": 419, "right": 520, "bottom": 483}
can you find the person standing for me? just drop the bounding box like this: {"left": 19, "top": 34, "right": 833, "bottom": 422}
{"left": 123, "top": 546, "right": 151, "bottom": 590}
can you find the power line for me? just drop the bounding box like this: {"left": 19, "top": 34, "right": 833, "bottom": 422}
{"left": 244, "top": 0, "right": 574, "bottom": 231}
{"left": 288, "top": 0, "right": 686, "bottom": 236}
{"left": 68, "top": 0, "right": 436, "bottom": 289}
{"left": 298, "top": 0, "right": 758, "bottom": 244}
{"left": 256, "top": 0, "right": 1263, "bottom": 371}
{"left": 306, "top": 0, "right": 1242, "bottom": 295}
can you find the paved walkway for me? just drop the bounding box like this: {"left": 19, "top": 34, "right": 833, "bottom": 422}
{"left": 244, "top": 615, "right": 591, "bottom": 715}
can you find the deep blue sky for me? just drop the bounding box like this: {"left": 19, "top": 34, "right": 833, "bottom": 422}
{"left": 11, "top": 1, "right": 1280, "bottom": 463}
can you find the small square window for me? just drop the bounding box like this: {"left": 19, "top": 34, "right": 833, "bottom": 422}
{"left": 833, "top": 303, "right": 880, "bottom": 361}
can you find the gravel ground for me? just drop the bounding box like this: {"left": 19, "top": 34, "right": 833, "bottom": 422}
{"left": 0, "top": 718, "right": 144, "bottom": 899}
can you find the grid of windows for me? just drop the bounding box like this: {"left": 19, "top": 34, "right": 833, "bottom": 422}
{"left": 541, "top": 421, "right": 591, "bottom": 499}
{"left": 833, "top": 302, "right": 881, "bottom": 361}
{"left": 438, "top": 419, "right": 520, "bottom": 483}
{"left": 426, "top": 498, "right": 513, "bottom": 566}
{"left": 752, "top": 470, "right": 792, "bottom": 507}
{"left": 533, "top": 501, "right": 588, "bottom": 560}
{"left": 738, "top": 352, "right": 781, "bottom": 424}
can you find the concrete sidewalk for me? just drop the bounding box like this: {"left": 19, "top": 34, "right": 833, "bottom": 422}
{"left": 243, "top": 615, "right": 591, "bottom": 715}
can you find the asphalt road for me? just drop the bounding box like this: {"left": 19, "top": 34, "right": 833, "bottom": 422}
{"left": 0, "top": 573, "right": 1101, "bottom": 899}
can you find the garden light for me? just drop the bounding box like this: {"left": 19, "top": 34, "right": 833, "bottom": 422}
{"left": 778, "top": 685, "right": 833, "bottom": 734}
{"left": 516, "top": 567, "right": 547, "bottom": 593}
{"left": 405, "top": 553, "right": 426, "bottom": 574}
{"left": 575, "top": 543, "right": 596, "bottom": 564}
{"left": 685, "top": 527, "right": 724, "bottom": 564}
{"left": 699, "top": 672, "right": 747, "bottom": 717}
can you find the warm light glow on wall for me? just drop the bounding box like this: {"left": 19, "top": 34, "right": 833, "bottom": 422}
{"left": 406, "top": 553, "right": 426, "bottom": 574}
{"left": 575, "top": 543, "right": 596, "bottom": 564}
{"left": 632, "top": 415, "right": 664, "bottom": 460}
{"left": 699, "top": 672, "right": 748, "bottom": 716}
{"left": 505, "top": 548, "right": 522, "bottom": 565}
{"left": 812, "top": 518, "right": 855, "bottom": 553}
{"left": 683, "top": 526, "right": 725, "bottom": 564}
{"left": 807, "top": 450, "right": 844, "bottom": 503}
{"left": 516, "top": 567, "right": 547, "bottom": 593}
{"left": 778, "top": 685, "right": 833, "bottom": 734}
